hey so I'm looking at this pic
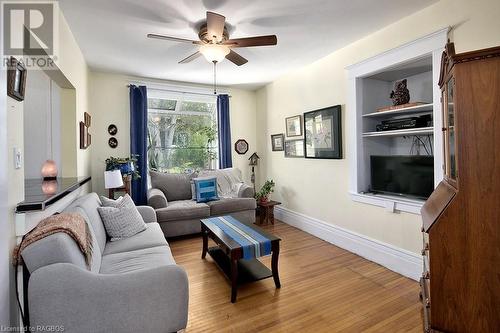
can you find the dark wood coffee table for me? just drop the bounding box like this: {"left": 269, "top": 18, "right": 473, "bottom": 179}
{"left": 201, "top": 216, "right": 281, "bottom": 303}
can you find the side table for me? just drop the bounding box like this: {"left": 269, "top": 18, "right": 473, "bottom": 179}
{"left": 108, "top": 175, "right": 132, "bottom": 199}
{"left": 256, "top": 200, "right": 281, "bottom": 225}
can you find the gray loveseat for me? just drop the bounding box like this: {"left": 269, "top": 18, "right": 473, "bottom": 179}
{"left": 21, "top": 193, "right": 188, "bottom": 333}
{"left": 148, "top": 168, "right": 256, "bottom": 237}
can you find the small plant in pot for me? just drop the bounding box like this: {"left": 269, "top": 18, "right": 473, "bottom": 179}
{"left": 105, "top": 155, "right": 141, "bottom": 180}
{"left": 255, "top": 179, "right": 275, "bottom": 203}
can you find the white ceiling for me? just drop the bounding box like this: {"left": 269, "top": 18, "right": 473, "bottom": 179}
{"left": 59, "top": 0, "right": 437, "bottom": 89}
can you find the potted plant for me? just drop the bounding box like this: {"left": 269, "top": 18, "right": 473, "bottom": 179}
{"left": 105, "top": 155, "right": 141, "bottom": 180}
{"left": 255, "top": 179, "right": 275, "bottom": 203}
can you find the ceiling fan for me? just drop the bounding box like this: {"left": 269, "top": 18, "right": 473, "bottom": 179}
{"left": 147, "top": 11, "right": 278, "bottom": 66}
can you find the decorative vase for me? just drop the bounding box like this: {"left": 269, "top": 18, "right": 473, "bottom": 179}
{"left": 259, "top": 196, "right": 269, "bottom": 204}
{"left": 41, "top": 160, "right": 58, "bottom": 180}
{"left": 119, "top": 161, "right": 133, "bottom": 175}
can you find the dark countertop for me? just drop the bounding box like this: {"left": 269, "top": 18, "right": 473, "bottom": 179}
{"left": 16, "top": 176, "right": 91, "bottom": 213}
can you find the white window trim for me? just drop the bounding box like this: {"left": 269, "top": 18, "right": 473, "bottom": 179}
{"left": 129, "top": 79, "right": 228, "bottom": 100}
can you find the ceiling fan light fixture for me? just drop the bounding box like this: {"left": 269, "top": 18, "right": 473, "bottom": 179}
{"left": 200, "top": 44, "right": 230, "bottom": 63}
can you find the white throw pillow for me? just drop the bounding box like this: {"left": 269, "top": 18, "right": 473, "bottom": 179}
{"left": 98, "top": 194, "right": 147, "bottom": 241}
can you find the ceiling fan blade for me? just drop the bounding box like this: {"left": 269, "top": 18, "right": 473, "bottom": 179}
{"left": 206, "top": 11, "right": 225, "bottom": 42}
{"left": 147, "top": 33, "right": 200, "bottom": 44}
{"left": 223, "top": 35, "right": 277, "bottom": 47}
{"left": 226, "top": 50, "right": 248, "bottom": 66}
{"left": 179, "top": 51, "right": 202, "bottom": 64}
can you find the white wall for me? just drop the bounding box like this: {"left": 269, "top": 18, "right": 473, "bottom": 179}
{"left": 229, "top": 89, "right": 257, "bottom": 184}
{"left": 56, "top": 12, "right": 91, "bottom": 177}
{"left": 0, "top": 51, "right": 11, "bottom": 328}
{"left": 4, "top": 96, "right": 25, "bottom": 327}
{"left": 255, "top": 0, "right": 500, "bottom": 254}
{"left": 89, "top": 71, "right": 257, "bottom": 196}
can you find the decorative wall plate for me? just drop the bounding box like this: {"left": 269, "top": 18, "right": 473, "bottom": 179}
{"left": 108, "top": 137, "right": 118, "bottom": 148}
{"left": 234, "top": 139, "right": 249, "bottom": 154}
{"left": 108, "top": 124, "right": 118, "bottom": 135}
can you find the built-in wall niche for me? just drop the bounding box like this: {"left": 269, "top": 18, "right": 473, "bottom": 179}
{"left": 359, "top": 56, "right": 435, "bottom": 201}
{"left": 347, "top": 29, "right": 447, "bottom": 214}
{"left": 23, "top": 68, "right": 77, "bottom": 179}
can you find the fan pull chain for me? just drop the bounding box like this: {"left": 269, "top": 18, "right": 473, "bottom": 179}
{"left": 213, "top": 60, "right": 217, "bottom": 95}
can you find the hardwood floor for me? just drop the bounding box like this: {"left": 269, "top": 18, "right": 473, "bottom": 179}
{"left": 169, "top": 220, "right": 423, "bottom": 332}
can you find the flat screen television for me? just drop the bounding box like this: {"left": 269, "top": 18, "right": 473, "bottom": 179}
{"left": 370, "top": 155, "right": 434, "bottom": 199}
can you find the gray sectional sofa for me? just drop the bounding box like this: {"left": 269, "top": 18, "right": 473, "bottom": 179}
{"left": 21, "top": 193, "right": 188, "bottom": 333}
{"left": 148, "top": 168, "right": 256, "bottom": 237}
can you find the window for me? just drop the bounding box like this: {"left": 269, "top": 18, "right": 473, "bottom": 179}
{"left": 147, "top": 90, "right": 218, "bottom": 173}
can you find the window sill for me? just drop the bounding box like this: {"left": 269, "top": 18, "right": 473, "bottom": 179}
{"left": 349, "top": 191, "right": 425, "bottom": 215}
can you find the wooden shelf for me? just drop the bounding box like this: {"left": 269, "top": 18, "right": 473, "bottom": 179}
{"left": 363, "top": 127, "right": 434, "bottom": 138}
{"left": 207, "top": 247, "right": 272, "bottom": 285}
{"left": 363, "top": 103, "right": 433, "bottom": 118}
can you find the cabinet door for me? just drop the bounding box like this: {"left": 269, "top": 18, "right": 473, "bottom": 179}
{"left": 442, "top": 88, "right": 448, "bottom": 175}
{"left": 446, "top": 77, "right": 457, "bottom": 182}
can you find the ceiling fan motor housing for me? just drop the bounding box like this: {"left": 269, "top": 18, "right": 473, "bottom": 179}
{"left": 198, "top": 23, "right": 229, "bottom": 43}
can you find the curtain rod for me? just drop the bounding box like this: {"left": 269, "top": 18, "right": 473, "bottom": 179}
{"left": 126, "top": 85, "right": 231, "bottom": 98}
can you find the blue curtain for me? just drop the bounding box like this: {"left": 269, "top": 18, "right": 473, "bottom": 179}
{"left": 217, "top": 94, "right": 232, "bottom": 169}
{"left": 129, "top": 85, "right": 148, "bottom": 205}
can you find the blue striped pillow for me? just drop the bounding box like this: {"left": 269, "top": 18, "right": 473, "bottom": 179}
{"left": 193, "top": 177, "right": 219, "bottom": 203}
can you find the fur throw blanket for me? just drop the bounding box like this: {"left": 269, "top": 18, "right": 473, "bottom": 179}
{"left": 13, "top": 213, "right": 93, "bottom": 268}
{"left": 198, "top": 168, "right": 245, "bottom": 198}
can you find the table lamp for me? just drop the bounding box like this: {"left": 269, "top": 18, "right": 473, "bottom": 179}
{"left": 104, "top": 170, "right": 124, "bottom": 189}
{"left": 41, "top": 160, "right": 58, "bottom": 180}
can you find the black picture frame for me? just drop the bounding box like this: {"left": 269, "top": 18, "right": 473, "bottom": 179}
{"left": 7, "top": 57, "right": 27, "bottom": 101}
{"left": 284, "top": 139, "right": 305, "bottom": 158}
{"left": 304, "top": 105, "right": 342, "bottom": 159}
{"left": 271, "top": 134, "right": 285, "bottom": 151}
{"left": 234, "top": 139, "right": 249, "bottom": 155}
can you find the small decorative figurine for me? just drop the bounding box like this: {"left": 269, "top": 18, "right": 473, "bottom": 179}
{"left": 390, "top": 79, "right": 410, "bottom": 106}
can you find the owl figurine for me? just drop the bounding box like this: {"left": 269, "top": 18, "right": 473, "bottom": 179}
{"left": 390, "top": 79, "right": 410, "bottom": 106}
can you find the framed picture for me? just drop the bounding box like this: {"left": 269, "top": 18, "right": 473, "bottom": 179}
{"left": 271, "top": 134, "right": 285, "bottom": 151}
{"left": 304, "top": 105, "right": 342, "bottom": 159}
{"left": 84, "top": 112, "right": 92, "bottom": 127}
{"left": 285, "top": 115, "right": 302, "bottom": 137}
{"left": 79, "top": 121, "right": 88, "bottom": 149}
{"left": 285, "top": 139, "right": 305, "bottom": 158}
{"left": 234, "top": 139, "right": 249, "bottom": 155}
{"left": 7, "top": 57, "right": 27, "bottom": 101}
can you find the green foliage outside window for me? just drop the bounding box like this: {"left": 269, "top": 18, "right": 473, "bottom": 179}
{"left": 147, "top": 97, "right": 217, "bottom": 173}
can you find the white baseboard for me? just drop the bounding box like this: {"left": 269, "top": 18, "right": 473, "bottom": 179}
{"left": 274, "top": 206, "right": 423, "bottom": 281}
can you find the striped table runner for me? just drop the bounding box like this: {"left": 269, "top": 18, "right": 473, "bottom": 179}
{"left": 202, "top": 216, "right": 272, "bottom": 259}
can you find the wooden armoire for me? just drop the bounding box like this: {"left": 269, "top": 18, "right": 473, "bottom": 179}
{"left": 420, "top": 42, "right": 500, "bottom": 332}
